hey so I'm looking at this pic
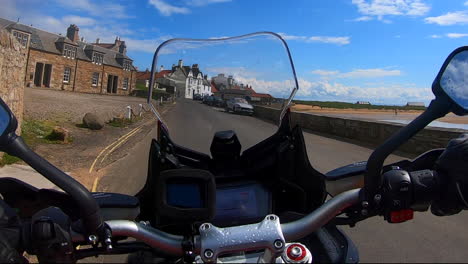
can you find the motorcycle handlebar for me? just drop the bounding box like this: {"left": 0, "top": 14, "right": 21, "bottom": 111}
{"left": 104, "top": 188, "right": 362, "bottom": 257}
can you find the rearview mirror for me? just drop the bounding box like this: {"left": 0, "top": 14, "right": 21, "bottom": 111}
{"left": 0, "top": 97, "right": 18, "bottom": 149}
{"left": 433, "top": 46, "right": 468, "bottom": 115}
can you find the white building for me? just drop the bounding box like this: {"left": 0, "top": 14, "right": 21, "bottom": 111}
{"left": 158, "top": 60, "right": 211, "bottom": 99}
{"left": 185, "top": 67, "right": 211, "bottom": 99}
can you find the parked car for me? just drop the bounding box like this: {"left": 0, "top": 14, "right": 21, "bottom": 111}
{"left": 212, "top": 97, "right": 226, "bottom": 107}
{"left": 202, "top": 95, "right": 214, "bottom": 105}
{"left": 193, "top": 94, "right": 203, "bottom": 101}
{"left": 226, "top": 97, "right": 254, "bottom": 115}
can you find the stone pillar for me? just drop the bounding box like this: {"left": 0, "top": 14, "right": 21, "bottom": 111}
{"left": 0, "top": 29, "right": 27, "bottom": 136}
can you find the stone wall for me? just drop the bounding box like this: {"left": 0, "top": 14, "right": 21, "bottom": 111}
{"left": 0, "top": 29, "right": 27, "bottom": 135}
{"left": 253, "top": 105, "right": 464, "bottom": 154}
{"left": 74, "top": 59, "right": 103, "bottom": 93}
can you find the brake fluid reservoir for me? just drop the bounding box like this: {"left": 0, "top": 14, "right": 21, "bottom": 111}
{"left": 281, "top": 243, "right": 312, "bottom": 263}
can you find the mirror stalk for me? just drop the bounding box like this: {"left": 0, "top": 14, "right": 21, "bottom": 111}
{"left": 4, "top": 136, "right": 103, "bottom": 235}
{"left": 364, "top": 96, "right": 452, "bottom": 201}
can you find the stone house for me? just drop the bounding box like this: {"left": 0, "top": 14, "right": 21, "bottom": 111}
{"left": 0, "top": 17, "right": 136, "bottom": 95}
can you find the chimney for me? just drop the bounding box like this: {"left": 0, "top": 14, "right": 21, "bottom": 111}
{"left": 178, "top": 59, "right": 183, "bottom": 67}
{"left": 96, "top": 38, "right": 100, "bottom": 44}
{"left": 118, "top": 41, "right": 126, "bottom": 54}
{"left": 192, "top": 64, "right": 199, "bottom": 68}
{"left": 66, "top": 24, "right": 79, "bottom": 42}
{"left": 160, "top": 65, "right": 164, "bottom": 71}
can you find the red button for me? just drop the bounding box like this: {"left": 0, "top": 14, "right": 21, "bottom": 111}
{"left": 390, "top": 209, "right": 414, "bottom": 223}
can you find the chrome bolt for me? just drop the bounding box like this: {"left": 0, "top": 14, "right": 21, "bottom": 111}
{"left": 362, "top": 201, "right": 369, "bottom": 208}
{"left": 204, "top": 249, "right": 214, "bottom": 259}
{"left": 274, "top": 240, "right": 284, "bottom": 249}
{"left": 374, "top": 194, "right": 382, "bottom": 204}
{"left": 361, "top": 209, "right": 368, "bottom": 216}
{"left": 267, "top": 215, "right": 276, "bottom": 221}
{"left": 201, "top": 223, "right": 211, "bottom": 230}
{"left": 88, "top": 235, "right": 98, "bottom": 245}
{"left": 290, "top": 246, "right": 302, "bottom": 257}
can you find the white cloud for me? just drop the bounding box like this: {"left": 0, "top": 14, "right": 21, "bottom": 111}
{"left": 428, "top": 33, "right": 468, "bottom": 39}
{"left": 425, "top": 11, "right": 468, "bottom": 25}
{"left": 352, "top": 0, "right": 430, "bottom": 22}
{"left": 149, "top": 0, "right": 190, "bottom": 16}
{"left": 54, "top": 0, "right": 129, "bottom": 18}
{"left": 309, "top": 36, "right": 351, "bottom": 45}
{"left": 311, "top": 70, "right": 340, "bottom": 76}
{"left": 204, "top": 67, "right": 429, "bottom": 104}
{"left": 62, "top": 15, "right": 96, "bottom": 26}
{"left": 148, "top": 0, "right": 231, "bottom": 15}
{"left": 465, "top": 1, "right": 468, "bottom": 6}
{"left": 298, "top": 80, "right": 432, "bottom": 104}
{"left": 312, "top": 68, "right": 402, "bottom": 79}
{"left": 447, "top": 33, "right": 468, "bottom": 38}
{"left": 279, "top": 33, "right": 351, "bottom": 45}
{"left": 187, "top": 0, "right": 232, "bottom": 6}
{"left": 354, "top": 16, "right": 374, "bottom": 21}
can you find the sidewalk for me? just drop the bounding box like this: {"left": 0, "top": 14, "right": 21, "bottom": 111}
{"left": 0, "top": 164, "right": 61, "bottom": 190}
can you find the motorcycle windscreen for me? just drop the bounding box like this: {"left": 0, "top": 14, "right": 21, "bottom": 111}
{"left": 148, "top": 32, "right": 299, "bottom": 155}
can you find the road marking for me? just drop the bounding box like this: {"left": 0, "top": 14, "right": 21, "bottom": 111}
{"left": 91, "top": 176, "right": 100, "bottom": 192}
{"left": 99, "top": 127, "right": 142, "bottom": 165}
{"left": 88, "top": 126, "right": 142, "bottom": 173}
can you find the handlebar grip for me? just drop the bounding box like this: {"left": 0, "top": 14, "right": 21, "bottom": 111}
{"left": 409, "top": 170, "right": 440, "bottom": 212}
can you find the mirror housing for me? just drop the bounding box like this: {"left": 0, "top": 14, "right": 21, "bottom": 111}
{"left": 0, "top": 97, "right": 18, "bottom": 150}
{"left": 432, "top": 46, "right": 468, "bottom": 116}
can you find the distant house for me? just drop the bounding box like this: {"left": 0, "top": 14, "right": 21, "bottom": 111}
{"left": 154, "top": 60, "right": 211, "bottom": 99}
{"left": 0, "top": 17, "right": 136, "bottom": 95}
{"left": 356, "top": 101, "right": 371, "bottom": 105}
{"left": 407, "top": 102, "right": 425, "bottom": 107}
{"left": 136, "top": 69, "right": 151, "bottom": 88}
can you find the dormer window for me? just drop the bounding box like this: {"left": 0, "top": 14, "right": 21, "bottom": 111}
{"left": 12, "top": 30, "right": 30, "bottom": 48}
{"left": 123, "top": 60, "right": 131, "bottom": 71}
{"left": 92, "top": 52, "right": 104, "bottom": 65}
{"left": 63, "top": 44, "right": 77, "bottom": 59}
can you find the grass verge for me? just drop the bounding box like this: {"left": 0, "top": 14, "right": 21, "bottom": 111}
{"left": 107, "top": 117, "right": 142, "bottom": 128}
{"left": 0, "top": 119, "right": 71, "bottom": 167}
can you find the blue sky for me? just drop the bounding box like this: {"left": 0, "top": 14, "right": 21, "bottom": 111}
{"left": 2, "top": 0, "right": 468, "bottom": 105}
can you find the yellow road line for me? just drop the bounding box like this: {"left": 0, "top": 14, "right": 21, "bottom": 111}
{"left": 88, "top": 126, "right": 142, "bottom": 173}
{"left": 99, "top": 127, "right": 142, "bottom": 165}
{"left": 91, "top": 176, "right": 100, "bottom": 192}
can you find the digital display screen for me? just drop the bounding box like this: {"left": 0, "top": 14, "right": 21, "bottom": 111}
{"left": 213, "top": 184, "right": 270, "bottom": 225}
{"left": 166, "top": 183, "right": 203, "bottom": 208}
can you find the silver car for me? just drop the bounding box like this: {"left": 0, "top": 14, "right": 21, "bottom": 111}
{"left": 225, "top": 98, "right": 254, "bottom": 115}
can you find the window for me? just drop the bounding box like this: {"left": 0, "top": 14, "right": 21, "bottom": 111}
{"left": 92, "top": 52, "right": 104, "bottom": 65}
{"left": 92, "top": 72, "right": 99, "bottom": 86}
{"left": 63, "top": 67, "right": 71, "bottom": 83}
{"left": 12, "top": 30, "right": 29, "bottom": 48}
{"left": 123, "top": 78, "right": 129, "bottom": 90}
{"left": 63, "top": 45, "right": 76, "bottom": 59}
{"left": 123, "top": 60, "right": 131, "bottom": 71}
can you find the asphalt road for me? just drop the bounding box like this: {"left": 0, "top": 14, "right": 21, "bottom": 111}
{"left": 102, "top": 99, "right": 468, "bottom": 263}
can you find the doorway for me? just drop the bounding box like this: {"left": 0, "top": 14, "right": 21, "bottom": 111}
{"left": 107, "top": 75, "right": 119, "bottom": 94}
{"left": 43, "top": 64, "right": 52, "bottom": 87}
{"left": 34, "top": 62, "right": 52, "bottom": 88}
{"left": 112, "top": 75, "right": 118, "bottom": 93}
{"left": 34, "top": 63, "right": 43, "bottom": 87}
